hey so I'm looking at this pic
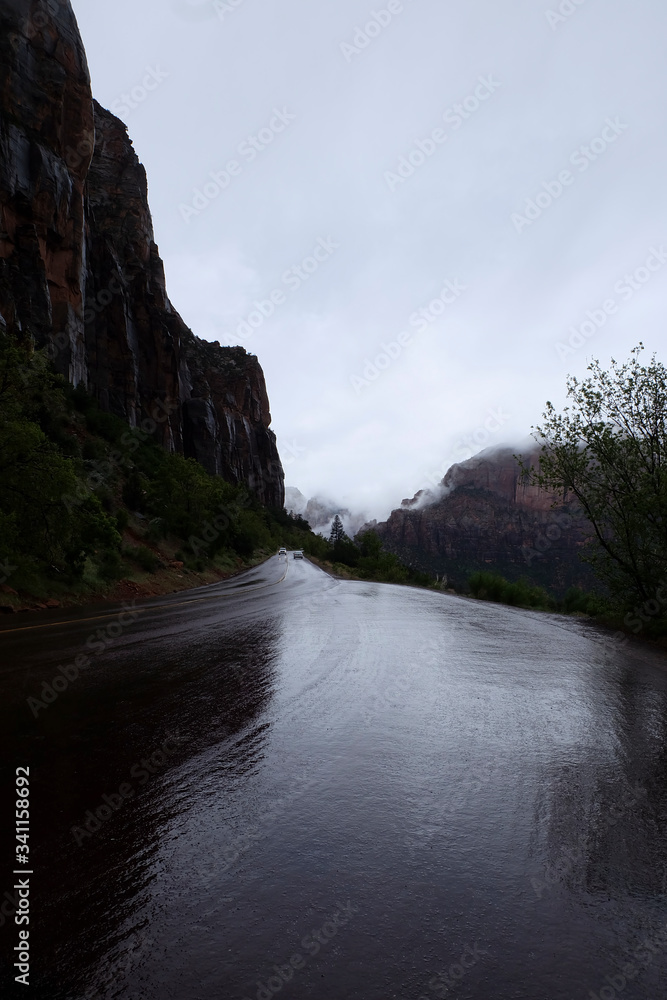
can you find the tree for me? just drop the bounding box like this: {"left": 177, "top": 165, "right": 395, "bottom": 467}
{"left": 329, "top": 514, "right": 347, "bottom": 545}
{"left": 0, "top": 334, "right": 121, "bottom": 581}
{"left": 524, "top": 345, "right": 667, "bottom": 611}
{"left": 357, "top": 529, "right": 383, "bottom": 558}
{"left": 327, "top": 514, "right": 360, "bottom": 566}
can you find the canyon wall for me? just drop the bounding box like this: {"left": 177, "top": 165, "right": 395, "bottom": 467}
{"left": 0, "top": 0, "right": 284, "bottom": 507}
{"left": 371, "top": 448, "right": 596, "bottom": 594}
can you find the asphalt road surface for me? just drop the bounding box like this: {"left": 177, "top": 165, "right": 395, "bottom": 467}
{"left": 1, "top": 553, "right": 667, "bottom": 1000}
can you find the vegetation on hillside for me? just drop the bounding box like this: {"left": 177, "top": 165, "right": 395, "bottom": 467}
{"left": 9, "top": 332, "right": 664, "bottom": 634}
{"left": 0, "top": 335, "right": 430, "bottom": 603}
{"left": 467, "top": 571, "right": 605, "bottom": 616}
{"left": 315, "top": 515, "right": 434, "bottom": 586}
{"left": 521, "top": 344, "right": 667, "bottom": 635}
{"left": 0, "top": 335, "right": 315, "bottom": 601}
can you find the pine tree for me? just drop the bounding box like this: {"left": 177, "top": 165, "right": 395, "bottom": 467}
{"left": 329, "top": 514, "right": 347, "bottom": 545}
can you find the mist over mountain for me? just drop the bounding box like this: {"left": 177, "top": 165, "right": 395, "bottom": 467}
{"left": 285, "top": 487, "right": 368, "bottom": 539}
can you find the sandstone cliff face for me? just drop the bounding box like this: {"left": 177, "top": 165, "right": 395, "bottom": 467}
{"left": 179, "top": 333, "right": 284, "bottom": 503}
{"left": 0, "top": 0, "right": 93, "bottom": 384}
{"left": 0, "top": 0, "right": 284, "bottom": 508}
{"left": 83, "top": 101, "right": 182, "bottom": 452}
{"left": 372, "top": 448, "right": 595, "bottom": 594}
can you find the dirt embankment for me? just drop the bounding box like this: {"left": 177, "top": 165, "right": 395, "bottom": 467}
{"left": 0, "top": 551, "right": 271, "bottom": 615}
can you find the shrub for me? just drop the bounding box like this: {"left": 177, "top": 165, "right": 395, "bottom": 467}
{"left": 122, "top": 470, "right": 149, "bottom": 512}
{"left": 115, "top": 509, "right": 129, "bottom": 532}
{"left": 84, "top": 407, "right": 127, "bottom": 444}
{"left": 82, "top": 438, "right": 107, "bottom": 461}
{"left": 98, "top": 548, "right": 125, "bottom": 581}
{"left": 468, "top": 572, "right": 552, "bottom": 610}
{"left": 561, "top": 587, "right": 605, "bottom": 616}
{"left": 134, "top": 546, "right": 160, "bottom": 573}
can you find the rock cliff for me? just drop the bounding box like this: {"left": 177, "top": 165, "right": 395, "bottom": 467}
{"left": 0, "top": 0, "right": 284, "bottom": 507}
{"left": 371, "top": 448, "right": 596, "bottom": 594}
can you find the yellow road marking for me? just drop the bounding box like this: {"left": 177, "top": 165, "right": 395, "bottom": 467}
{"left": 0, "top": 558, "right": 290, "bottom": 636}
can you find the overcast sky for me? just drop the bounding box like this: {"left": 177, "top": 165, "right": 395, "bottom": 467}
{"left": 72, "top": 0, "right": 667, "bottom": 521}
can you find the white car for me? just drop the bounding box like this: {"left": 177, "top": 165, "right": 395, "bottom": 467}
{"left": 278, "top": 547, "right": 287, "bottom": 556}
{"left": 293, "top": 550, "right": 304, "bottom": 559}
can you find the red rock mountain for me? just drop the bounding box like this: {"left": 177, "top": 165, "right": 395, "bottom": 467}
{"left": 0, "top": 0, "right": 284, "bottom": 506}
{"left": 370, "top": 448, "right": 595, "bottom": 594}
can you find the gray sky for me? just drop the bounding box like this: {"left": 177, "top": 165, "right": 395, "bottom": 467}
{"left": 72, "top": 0, "right": 667, "bottom": 521}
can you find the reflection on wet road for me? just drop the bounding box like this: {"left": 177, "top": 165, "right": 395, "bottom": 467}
{"left": 1, "top": 554, "right": 667, "bottom": 999}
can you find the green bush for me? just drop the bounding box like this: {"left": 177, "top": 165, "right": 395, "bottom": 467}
{"left": 146, "top": 517, "right": 167, "bottom": 543}
{"left": 84, "top": 407, "right": 127, "bottom": 444}
{"left": 133, "top": 546, "right": 160, "bottom": 573}
{"left": 68, "top": 383, "right": 96, "bottom": 414}
{"left": 316, "top": 529, "right": 433, "bottom": 587}
{"left": 115, "top": 509, "right": 129, "bottom": 532}
{"left": 82, "top": 438, "right": 107, "bottom": 461}
{"left": 122, "top": 470, "right": 149, "bottom": 512}
{"left": 98, "top": 548, "right": 125, "bottom": 581}
{"left": 562, "top": 587, "right": 605, "bottom": 616}
{"left": 468, "top": 571, "right": 552, "bottom": 610}
{"left": 97, "top": 487, "right": 114, "bottom": 512}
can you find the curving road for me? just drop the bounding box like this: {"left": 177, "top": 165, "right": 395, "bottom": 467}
{"left": 2, "top": 553, "right": 667, "bottom": 1000}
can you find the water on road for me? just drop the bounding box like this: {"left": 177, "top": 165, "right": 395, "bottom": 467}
{"left": 1, "top": 555, "right": 667, "bottom": 999}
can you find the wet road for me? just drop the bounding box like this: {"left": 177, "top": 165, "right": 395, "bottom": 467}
{"left": 2, "top": 554, "right": 667, "bottom": 1000}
